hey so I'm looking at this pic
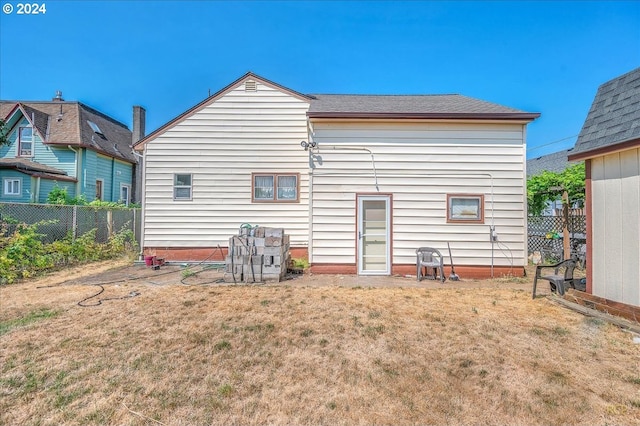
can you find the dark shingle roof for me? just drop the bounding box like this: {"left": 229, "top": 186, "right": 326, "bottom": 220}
{"left": 571, "top": 67, "right": 640, "bottom": 158}
{"left": 308, "top": 94, "right": 539, "bottom": 119}
{"left": 526, "top": 149, "right": 580, "bottom": 177}
{"left": 135, "top": 71, "right": 540, "bottom": 148}
{"left": 1, "top": 101, "right": 135, "bottom": 163}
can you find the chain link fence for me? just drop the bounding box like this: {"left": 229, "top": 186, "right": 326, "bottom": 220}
{"left": 0, "top": 202, "right": 141, "bottom": 245}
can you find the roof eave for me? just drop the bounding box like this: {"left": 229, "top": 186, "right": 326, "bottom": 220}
{"left": 45, "top": 141, "right": 136, "bottom": 164}
{"left": 307, "top": 112, "right": 540, "bottom": 121}
{"left": 568, "top": 137, "right": 640, "bottom": 161}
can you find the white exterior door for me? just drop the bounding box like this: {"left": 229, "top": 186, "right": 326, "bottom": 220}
{"left": 357, "top": 195, "right": 391, "bottom": 275}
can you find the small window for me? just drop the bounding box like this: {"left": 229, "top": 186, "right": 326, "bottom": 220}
{"left": 174, "top": 174, "right": 192, "bottom": 200}
{"left": 252, "top": 173, "right": 299, "bottom": 202}
{"left": 447, "top": 194, "right": 484, "bottom": 223}
{"left": 96, "top": 179, "right": 104, "bottom": 201}
{"left": 18, "top": 127, "right": 33, "bottom": 157}
{"left": 120, "top": 184, "right": 131, "bottom": 206}
{"left": 3, "top": 178, "right": 21, "bottom": 196}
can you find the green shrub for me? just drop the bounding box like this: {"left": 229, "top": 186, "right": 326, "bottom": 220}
{"left": 0, "top": 222, "right": 138, "bottom": 285}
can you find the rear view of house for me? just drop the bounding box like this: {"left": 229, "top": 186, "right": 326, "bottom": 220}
{"left": 134, "top": 73, "right": 539, "bottom": 278}
{"left": 0, "top": 93, "right": 143, "bottom": 204}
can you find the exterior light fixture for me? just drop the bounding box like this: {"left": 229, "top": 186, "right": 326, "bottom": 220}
{"left": 300, "top": 141, "right": 317, "bottom": 151}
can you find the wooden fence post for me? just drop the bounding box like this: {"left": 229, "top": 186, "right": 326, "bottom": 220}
{"left": 107, "top": 210, "right": 113, "bottom": 237}
{"left": 562, "top": 191, "right": 570, "bottom": 260}
{"left": 72, "top": 206, "right": 77, "bottom": 240}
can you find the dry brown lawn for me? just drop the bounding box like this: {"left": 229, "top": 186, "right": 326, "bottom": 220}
{"left": 1, "top": 260, "right": 639, "bottom": 425}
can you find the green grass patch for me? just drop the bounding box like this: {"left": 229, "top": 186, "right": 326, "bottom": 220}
{"left": 218, "top": 383, "right": 233, "bottom": 397}
{"left": 214, "top": 340, "right": 232, "bottom": 351}
{"left": 0, "top": 308, "right": 60, "bottom": 336}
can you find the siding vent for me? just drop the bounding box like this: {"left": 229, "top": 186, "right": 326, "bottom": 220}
{"left": 245, "top": 80, "right": 257, "bottom": 92}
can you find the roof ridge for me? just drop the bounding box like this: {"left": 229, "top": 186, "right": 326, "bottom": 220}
{"left": 1, "top": 100, "right": 130, "bottom": 130}
{"left": 78, "top": 102, "right": 129, "bottom": 130}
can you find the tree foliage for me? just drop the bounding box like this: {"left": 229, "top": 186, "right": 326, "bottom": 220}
{"left": 527, "top": 162, "right": 586, "bottom": 215}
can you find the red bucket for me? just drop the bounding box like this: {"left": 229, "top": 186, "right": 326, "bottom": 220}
{"left": 144, "top": 255, "right": 156, "bottom": 267}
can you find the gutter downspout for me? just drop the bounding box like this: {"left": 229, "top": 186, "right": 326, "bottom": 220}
{"left": 67, "top": 145, "right": 81, "bottom": 197}
{"left": 307, "top": 121, "right": 314, "bottom": 265}
{"left": 35, "top": 176, "right": 41, "bottom": 203}
{"left": 132, "top": 149, "right": 145, "bottom": 260}
{"left": 111, "top": 157, "right": 116, "bottom": 202}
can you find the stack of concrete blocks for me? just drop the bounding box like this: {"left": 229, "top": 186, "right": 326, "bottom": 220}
{"left": 223, "top": 227, "right": 290, "bottom": 283}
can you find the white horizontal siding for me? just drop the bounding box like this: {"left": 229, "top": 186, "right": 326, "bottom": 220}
{"left": 591, "top": 148, "right": 640, "bottom": 306}
{"left": 143, "top": 81, "right": 310, "bottom": 248}
{"left": 310, "top": 121, "right": 527, "bottom": 268}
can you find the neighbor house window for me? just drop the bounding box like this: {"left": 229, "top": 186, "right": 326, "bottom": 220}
{"left": 3, "top": 178, "right": 21, "bottom": 196}
{"left": 96, "top": 179, "right": 104, "bottom": 201}
{"left": 447, "top": 194, "right": 484, "bottom": 223}
{"left": 174, "top": 174, "right": 192, "bottom": 200}
{"left": 252, "top": 173, "right": 299, "bottom": 202}
{"left": 18, "top": 127, "right": 33, "bottom": 157}
{"left": 120, "top": 184, "right": 131, "bottom": 206}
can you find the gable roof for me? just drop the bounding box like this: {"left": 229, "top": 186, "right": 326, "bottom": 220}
{"left": 0, "top": 101, "right": 136, "bottom": 164}
{"left": 308, "top": 94, "right": 540, "bottom": 120}
{"left": 135, "top": 72, "right": 540, "bottom": 149}
{"left": 134, "top": 72, "right": 313, "bottom": 148}
{"left": 526, "top": 148, "right": 580, "bottom": 177}
{"left": 569, "top": 67, "right": 640, "bottom": 161}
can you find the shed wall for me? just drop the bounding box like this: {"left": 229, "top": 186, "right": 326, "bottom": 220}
{"left": 590, "top": 148, "right": 640, "bottom": 306}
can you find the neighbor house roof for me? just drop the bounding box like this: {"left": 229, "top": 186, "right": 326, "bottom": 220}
{"left": 0, "top": 101, "right": 136, "bottom": 164}
{"left": 308, "top": 94, "right": 540, "bottom": 121}
{"left": 569, "top": 67, "right": 640, "bottom": 161}
{"left": 0, "top": 158, "right": 77, "bottom": 182}
{"left": 526, "top": 148, "right": 580, "bottom": 177}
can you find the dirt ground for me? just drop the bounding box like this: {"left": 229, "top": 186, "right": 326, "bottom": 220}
{"left": 20, "top": 258, "right": 535, "bottom": 289}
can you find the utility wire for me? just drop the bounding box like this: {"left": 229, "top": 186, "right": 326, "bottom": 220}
{"left": 527, "top": 134, "right": 579, "bottom": 153}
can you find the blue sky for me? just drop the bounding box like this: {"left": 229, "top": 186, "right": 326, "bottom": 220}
{"left": 1, "top": 1, "right": 638, "bottom": 158}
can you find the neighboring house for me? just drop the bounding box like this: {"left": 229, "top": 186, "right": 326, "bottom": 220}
{"left": 134, "top": 72, "right": 539, "bottom": 278}
{"left": 526, "top": 148, "right": 579, "bottom": 177}
{"left": 568, "top": 67, "right": 640, "bottom": 308}
{"left": 0, "top": 93, "right": 145, "bottom": 204}
{"left": 526, "top": 148, "right": 582, "bottom": 215}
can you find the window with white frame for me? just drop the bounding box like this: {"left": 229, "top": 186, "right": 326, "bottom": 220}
{"left": 120, "top": 184, "right": 131, "bottom": 206}
{"left": 174, "top": 174, "right": 192, "bottom": 200}
{"left": 18, "top": 127, "right": 33, "bottom": 157}
{"left": 252, "top": 173, "right": 299, "bottom": 202}
{"left": 3, "top": 178, "right": 21, "bottom": 196}
{"left": 447, "top": 194, "right": 484, "bottom": 223}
